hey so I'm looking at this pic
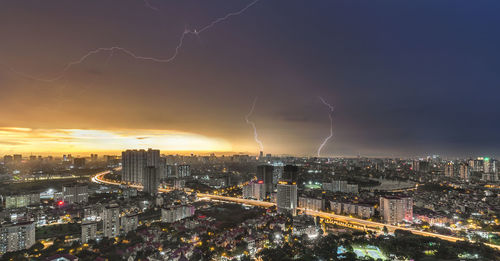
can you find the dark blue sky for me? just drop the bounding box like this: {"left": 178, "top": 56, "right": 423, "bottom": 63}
{"left": 0, "top": 0, "right": 499, "bottom": 157}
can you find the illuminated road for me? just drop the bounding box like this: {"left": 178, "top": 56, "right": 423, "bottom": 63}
{"left": 92, "top": 170, "right": 500, "bottom": 251}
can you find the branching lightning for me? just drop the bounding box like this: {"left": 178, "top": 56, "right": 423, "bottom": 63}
{"left": 317, "top": 96, "right": 334, "bottom": 157}
{"left": 245, "top": 97, "right": 264, "bottom": 152}
{"left": 6, "top": 0, "right": 260, "bottom": 82}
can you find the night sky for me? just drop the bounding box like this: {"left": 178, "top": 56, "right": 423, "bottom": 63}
{"left": 1, "top": 0, "right": 499, "bottom": 157}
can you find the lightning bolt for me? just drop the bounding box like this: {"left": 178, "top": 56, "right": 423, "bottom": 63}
{"left": 245, "top": 97, "right": 264, "bottom": 152}
{"left": 317, "top": 96, "right": 334, "bottom": 157}
{"left": 4, "top": 0, "right": 260, "bottom": 82}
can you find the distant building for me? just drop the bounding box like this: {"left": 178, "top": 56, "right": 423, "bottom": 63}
{"left": 81, "top": 220, "right": 98, "bottom": 243}
{"left": 13, "top": 154, "right": 22, "bottom": 162}
{"left": 63, "top": 184, "right": 88, "bottom": 204}
{"left": 3, "top": 155, "right": 13, "bottom": 164}
{"left": 3, "top": 193, "right": 40, "bottom": 209}
{"left": 459, "top": 163, "right": 471, "bottom": 182}
{"left": 161, "top": 205, "right": 195, "bottom": 223}
{"left": 0, "top": 222, "right": 36, "bottom": 255}
{"left": 329, "top": 201, "right": 374, "bottom": 219}
{"left": 444, "top": 162, "right": 454, "bottom": 178}
{"left": 143, "top": 166, "right": 158, "bottom": 195}
{"left": 122, "top": 149, "right": 160, "bottom": 184}
{"left": 103, "top": 204, "right": 120, "bottom": 238}
{"left": 73, "top": 158, "right": 86, "bottom": 169}
{"left": 379, "top": 196, "right": 413, "bottom": 224}
{"left": 177, "top": 165, "right": 191, "bottom": 178}
{"left": 322, "top": 180, "right": 358, "bottom": 194}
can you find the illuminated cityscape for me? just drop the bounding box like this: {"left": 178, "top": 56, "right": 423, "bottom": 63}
{"left": 1, "top": 0, "right": 499, "bottom": 260}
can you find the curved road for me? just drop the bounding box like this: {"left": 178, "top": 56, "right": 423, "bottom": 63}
{"left": 92, "top": 170, "right": 500, "bottom": 251}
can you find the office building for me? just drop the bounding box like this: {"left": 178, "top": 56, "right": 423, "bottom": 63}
{"left": 379, "top": 196, "right": 413, "bottom": 224}
{"left": 0, "top": 222, "right": 36, "bottom": 255}
{"left": 122, "top": 149, "right": 160, "bottom": 184}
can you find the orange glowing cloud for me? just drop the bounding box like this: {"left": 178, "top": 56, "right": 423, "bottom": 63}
{"left": 0, "top": 127, "right": 232, "bottom": 154}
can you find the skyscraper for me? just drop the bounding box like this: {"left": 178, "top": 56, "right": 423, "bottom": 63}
{"left": 276, "top": 165, "right": 298, "bottom": 216}
{"left": 459, "top": 163, "right": 471, "bottom": 182}
{"left": 277, "top": 182, "right": 298, "bottom": 216}
{"left": 282, "top": 165, "right": 298, "bottom": 182}
{"left": 444, "top": 162, "right": 454, "bottom": 178}
{"left": 122, "top": 149, "right": 160, "bottom": 184}
{"left": 256, "top": 165, "right": 274, "bottom": 195}
{"left": 143, "top": 166, "right": 158, "bottom": 195}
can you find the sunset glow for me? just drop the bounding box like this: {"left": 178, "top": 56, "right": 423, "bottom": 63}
{"left": 0, "top": 127, "right": 232, "bottom": 154}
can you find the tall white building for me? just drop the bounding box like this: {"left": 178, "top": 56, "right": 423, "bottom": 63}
{"left": 122, "top": 149, "right": 160, "bottom": 184}
{"left": 63, "top": 184, "right": 88, "bottom": 204}
{"left": 379, "top": 196, "right": 413, "bottom": 224}
{"left": 103, "top": 204, "right": 120, "bottom": 238}
{"left": 276, "top": 181, "right": 297, "bottom": 216}
{"left": 0, "top": 222, "right": 36, "bottom": 255}
{"left": 81, "top": 220, "right": 98, "bottom": 243}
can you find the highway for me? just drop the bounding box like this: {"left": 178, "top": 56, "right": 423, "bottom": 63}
{"left": 91, "top": 170, "right": 500, "bottom": 251}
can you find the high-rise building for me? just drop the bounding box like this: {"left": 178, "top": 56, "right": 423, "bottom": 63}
{"left": 379, "top": 196, "right": 413, "bottom": 224}
{"left": 13, "top": 154, "right": 22, "bottom": 163}
{"left": 121, "top": 214, "right": 139, "bottom": 234}
{"left": 122, "top": 149, "right": 160, "bottom": 184}
{"left": 3, "top": 193, "right": 40, "bottom": 209}
{"left": 177, "top": 165, "right": 191, "bottom": 178}
{"left": 143, "top": 166, "right": 158, "bottom": 195}
{"left": 161, "top": 205, "right": 195, "bottom": 223}
{"left": 277, "top": 182, "right": 297, "bottom": 216}
{"left": 73, "top": 158, "right": 86, "bottom": 169}
{"left": 103, "top": 204, "right": 120, "bottom": 238}
{"left": 3, "top": 155, "right": 13, "bottom": 164}
{"left": 444, "top": 162, "right": 454, "bottom": 178}
{"left": 256, "top": 165, "right": 274, "bottom": 195}
{"left": 63, "top": 184, "right": 88, "bottom": 204}
{"left": 282, "top": 165, "right": 298, "bottom": 182}
{"left": 0, "top": 222, "right": 36, "bottom": 255}
{"left": 81, "top": 220, "right": 98, "bottom": 243}
{"left": 459, "top": 163, "right": 471, "bottom": 182}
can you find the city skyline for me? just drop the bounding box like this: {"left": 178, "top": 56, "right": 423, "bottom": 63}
{"left": 1, "top": 0, "right": 500, "bottom": 157}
